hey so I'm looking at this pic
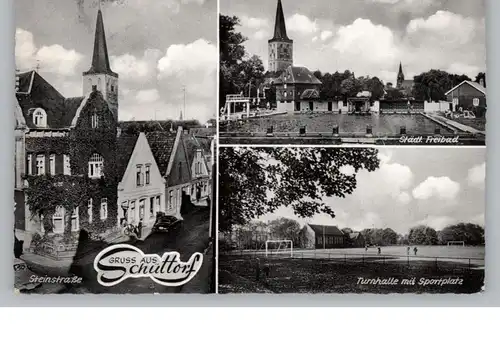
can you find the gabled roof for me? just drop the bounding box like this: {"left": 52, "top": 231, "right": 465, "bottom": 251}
{"left": 269, "top": 0, "right": 292, "bottom": 43}
{"left": 445, "top": 80, "right": 486, "bottom": 96}
{"left": 277, "top": 66, "right": 322, "bottom": 85}
{"left": 145, "top": 131, "right": 178, "bottom": 176}
{"left": 308, "top": 224, "right": 344, "bottom": 236}
{"left": 83, "top": 9, "right": 118, "bottom": 77}
{"left": 15, "top": 71, "right": 85, "bottom": 129}
{"left": 300, "top": 89, "right": 320, "bottom": 100}
{"left": 116, "top": 133, "right": 140, "bottom": 180}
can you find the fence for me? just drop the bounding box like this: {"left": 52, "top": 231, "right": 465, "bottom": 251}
{"left": 220, "top": 249, "right": 485, "bottom": 271}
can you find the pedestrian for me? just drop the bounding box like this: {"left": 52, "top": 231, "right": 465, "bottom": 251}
{"left": 414, "top": 247, "right": 418, "bottom": 256}
{"left": 377, "top": 247, "right": 381, "bottom": 255}
{"left": 365, "top": 245, "right": 368, "bottom": 252}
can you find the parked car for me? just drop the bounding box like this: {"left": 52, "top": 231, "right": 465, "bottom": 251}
{"left": 152, "top": 213, "right": 182, "bottom": 233}
{"left": 14, "top": 258, "right": 41, "bottom": 292}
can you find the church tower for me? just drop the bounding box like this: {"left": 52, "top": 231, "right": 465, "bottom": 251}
{"left": 397, "top": 62, "right": 405, "bottom": 89}
{"left": 268, "top": 0, "right": 293, "bottom": 73}
{"left": 83, "top": 9, "right": 119, "bottom": 121}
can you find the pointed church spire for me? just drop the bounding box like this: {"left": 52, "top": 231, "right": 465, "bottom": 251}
{"left": 270, "top": 0, "right": 292, "bottom": 42}
{"left": 398, "top": 62, "right": 403, "bottom": 74}
{"left": 84, "top": 9, "right": 117, "bottom": 77}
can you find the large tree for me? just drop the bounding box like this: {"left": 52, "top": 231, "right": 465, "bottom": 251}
{"left": 268, "top": 218, "right": 302, "bottom": 246}
{"left": 408, "top": 225, "right": 438, "bottom": 245}
{"left": 219, "top": 147, "right": 380, "bottom": 232}
{"left": 438, "top": 223, "right": 485, "bottom": 245}
{"left": 219, "top": 15, "right": 265, "bottom": 108}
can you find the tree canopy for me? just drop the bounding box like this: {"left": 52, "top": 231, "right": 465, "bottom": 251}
{"left": 219, "top": 147, "right": 380, "bottom": 232}
{"left": 219, "top": 15, "right": 266, "bottom": 108}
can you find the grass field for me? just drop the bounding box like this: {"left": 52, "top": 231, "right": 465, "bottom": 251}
{"left": 219, "top": 246, "right": 484, "bottom": 294}
{"left": 224, "top": 113, "right": 455, "bottom": 136}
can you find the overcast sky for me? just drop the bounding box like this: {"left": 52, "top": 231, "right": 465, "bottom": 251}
{"left": 258, "top": 147, "right": 486, "bottom": 235}
{"left": 15, "top": 0, "right": 217, "bottom": 123}
{"left": 221, "top": 0, "right": 486, "bottom": 85}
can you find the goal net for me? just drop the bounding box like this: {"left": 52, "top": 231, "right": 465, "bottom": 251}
{"left": 447, "top": 241, "right": 465, "bottom": 247}
{"left": 265, "top": 240, "right": 293, "bottom": 258}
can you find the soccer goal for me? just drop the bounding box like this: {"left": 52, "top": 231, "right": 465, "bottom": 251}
{"left": 447, "top": 241, "right": 465, "bottom": 247}
{"left": 265, "top": 240, "right": 293, "bottom": 258}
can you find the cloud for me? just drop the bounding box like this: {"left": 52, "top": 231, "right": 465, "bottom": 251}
{"left": 135, "top": 89, "right": 160, "bottom": 104}
{"left": 15, "top": 28, "right": 83, "bottom": 76}
{"left": 240, "top": 16, "right": 269, "bottom": 30}
{"left": 320, "top": 30, "right": 333, "bottom": 41}
{"left": 157, "top": 39, "right": 216, "bottom": 78}
{"left": 416, "top": 215, "right": 456, "bottom": 230}
{"left": 467, "top": 162, "right": 485, "bottom": 188}
{"left": 351, "top": 151, "right": 414, "bottom": 207}
{"left": 412, "top": 176, "right": 460, "bottom": 201}
{"left": 111, "top": 49, "right": 162, "bottom": 81}
{"left": 407, "top": 10, "right": 477, "bottom": 45}
{"left": 286, "top": 14, "right": 318, "bottom": 35}
{"left": 253, "top": 30, "right": 268, "bottom": 40}
{"left": 331, "top": 19, "right": 399, "bottom": 79}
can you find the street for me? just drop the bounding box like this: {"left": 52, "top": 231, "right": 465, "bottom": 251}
{"left": 27, "top": 207, "right": 213, "bottom": 294}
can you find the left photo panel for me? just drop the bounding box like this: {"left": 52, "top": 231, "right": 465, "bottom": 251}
{"left": 13, "top": 0, "right": 217, "bottom": 294}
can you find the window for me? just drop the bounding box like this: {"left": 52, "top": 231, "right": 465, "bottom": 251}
{"left": 88, "top": 199, "right": 93, "bottom": 224}
{"left": 32, "top": 108, "right": 47, "bottom": 127}
{"left": 36, "top": 155, "right": 45, "bottom": 175}
{"left": 88, "top": 153, "right": 104, "bottom": 178}
{"left": 136, "top": 165, "right": 143, "bottom": 187}
{"left": 453, "top": 98, "right": 459, "bottom": 105}
{"left": 63, "top": 155, "right": 71, "bottom": 175}
{"left": 130, "top": 201, "right": 136, "bottom": 222}
{"left": 318, "top": 236, "right": 323, "bottom": 245}
{"left": 71, "top": 207, "right": 79, "bottom": 231}
{"left": 155, "top": 196, "right": 161, "bottom": 213}
{"left": 52, "top": 206, "right": 64, "bottom": 233}
{"left": 168, "top": 191, "right": 173, "bottom": 209}
{"left": 100, "top": 198, "right": 108, "bottom": 220}
{"left": 145, "top": 165, "right": 151, "bottom": 185}
{"left": 473, "top": 98, "right": 480, "bottom": 106}
{"left": 49, "top": 154, "right": 55, "bottom": 175}
{"left": 91, "top": 114, "right": 99, "bottom": 129}
{"left": 139, "top": 199, "right": 145, "bottom": 220}
{"left": 26, "top": 154, "right": 32, "bottom": 175}
{"left": 149, "top": 197, "right": 155, "bottom": 218}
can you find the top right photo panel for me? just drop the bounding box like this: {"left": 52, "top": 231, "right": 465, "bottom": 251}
{"left": 219, "top": 0, "right": 486, "bottom": 146}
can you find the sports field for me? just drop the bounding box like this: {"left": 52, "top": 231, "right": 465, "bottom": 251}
{"left": 226, "top": 245, "right": 485, "bottom": 266}
{"left": 219, "top": 246, "right": 485, "bottom": 294}
{"left": 223, "top": 112, "right": 456, "bottom": 136}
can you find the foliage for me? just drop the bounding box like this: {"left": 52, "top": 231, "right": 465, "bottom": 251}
{"left": 268, "top": 218, "right": 302, "bottom": 246}
{"left": 24, "top": 91, "right": 118, "bottom": 238}
{"left": 408, "top": 225, "right": 438, "bottom": 245}
{"left": 219, "top": 15, "right": 266, "bottom": 107}
{"left": 341, "top": 227, "right": 353, "bottom": 234}
{"left": 384, "top": 88, "right": 406, "bottom": 101}
{"left": 437, "top": 223, "right": 484, "bottom": 245}
{"left": 219, "top": 147, "right": 380, "bottom": 232}
{"left": 412, "top": 70, "right": 471, "bottom": 101}
{"left": 475, "top": 72, "right": 486, "bottom": 87}
{"left": 360, "top": 228, "right": 398, "bottom": 246}
{"left": 119, "top": 120, "right": 201, "bottom": 135}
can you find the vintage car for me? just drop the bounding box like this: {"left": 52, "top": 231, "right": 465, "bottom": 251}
{"left": 151, "top": 212, "right": 182, "bottom": 233}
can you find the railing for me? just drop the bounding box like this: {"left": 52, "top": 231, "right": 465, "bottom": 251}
{"left": 220, "top": 249, "right": 485, "bottom": 271}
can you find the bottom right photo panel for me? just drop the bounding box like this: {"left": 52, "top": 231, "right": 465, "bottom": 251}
{"left": 218, "top": 146, "right": 485, "bottom": 294}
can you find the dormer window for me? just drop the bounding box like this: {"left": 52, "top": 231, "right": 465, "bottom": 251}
{"left": 32, "top": 108, "right": 47, "bottom": 127}
{"left": 88, "top": 153, "right": 104, "bottom": 178}
{"left": 91, "top": 114, "right": 99, "bottom": 128}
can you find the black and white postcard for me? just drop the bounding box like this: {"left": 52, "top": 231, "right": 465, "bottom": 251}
{"left": 219, "top": 0, "right": 486, "bottom": 145}
{"left": 13, "top": 0, "right": 216, "bottom": 294}
{"left": 218, "top": 147, "right": 485, "bottom": 293}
